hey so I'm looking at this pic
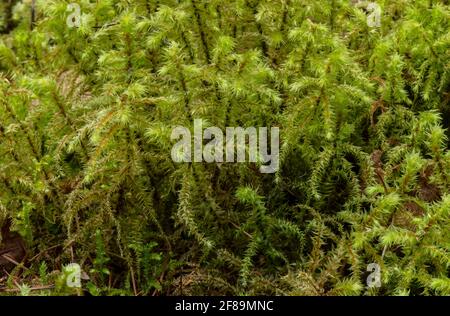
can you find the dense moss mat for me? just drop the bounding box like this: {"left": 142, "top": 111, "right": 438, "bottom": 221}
{"left": 0, "top": 0, "right": 449, "bottom": 295}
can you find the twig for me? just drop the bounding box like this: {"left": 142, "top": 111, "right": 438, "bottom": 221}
{"left": 1, "top": 254, "right": 29, "bottom": 271}
{"left": 0, "top": 285, "right": 55, "bottom": 293}
{"left": 28, "top": 244, "right": 61, "bottom": 262}
{"left": 130, "top": 267, "right": 137, "bottom": 296}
